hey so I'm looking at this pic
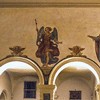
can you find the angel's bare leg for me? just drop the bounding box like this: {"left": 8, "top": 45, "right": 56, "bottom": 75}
{"left": 43, "top": 49, "right": 53, "bottom": 67}
{"left": 45, "top": 51, "right": 49, "bottom": 67}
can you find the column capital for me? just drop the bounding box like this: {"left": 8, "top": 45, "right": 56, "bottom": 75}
{"left": 38, "top": 85, "right": 55, "bottom": 100}
{"left": 38, "top": 84, "right": 55, "bottom": 90}
{"left": 96, "top": 84, "right": 100, "bottom": 92}
{"left": 38, "top": 84, "right": 55, "bottom": 93}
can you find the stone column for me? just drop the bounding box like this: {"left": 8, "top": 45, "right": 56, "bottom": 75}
{"left": 38, "top": 84, "right": 55, "bottom": 100}
{"left": 95, "top": 84, "right": 100, "bottom": 100}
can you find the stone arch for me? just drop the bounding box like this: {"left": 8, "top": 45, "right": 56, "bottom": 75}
{"left": 0, "top": 90, "right": 7, "bottom": 100}
{"left": 0, "top": 57, "right": 44, "bottom": 84}
{"left": 49, "top": 57, "right": 100, "bottom": 85}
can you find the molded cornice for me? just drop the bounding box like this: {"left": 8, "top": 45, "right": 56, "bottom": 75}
{"left": 0, "top": 2, "right": 100, "bottom": 7}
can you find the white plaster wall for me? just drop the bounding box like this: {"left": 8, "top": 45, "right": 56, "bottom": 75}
{"left": 56, "top": 77, "right": 92, "bottom": 100}
{"left": 13, "top": 76, "right": 40, "bottom": 100}
{"left": 0, "top": 72, "right": 12, "bottom": 100}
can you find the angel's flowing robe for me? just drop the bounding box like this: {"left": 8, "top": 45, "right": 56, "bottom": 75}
{"left": 36, "top": 32, "right": 60, "bottom": 64}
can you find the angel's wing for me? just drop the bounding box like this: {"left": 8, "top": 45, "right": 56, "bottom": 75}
{"left": 51, "top": 27, "right": 58, "bottom": 41}
{"left": 38, "top": 26, "right": 44, "bottom": 40}
{"left": 69, "top": 48, "right": 73, "bottom": 51}
{"left": 36, "top": 26, "right": 44, "bottom": 45}
{"left": 80, "top": 48, "right": 85, "bottom": 51}
{"left": 88, "top": 35, "right": 97, "bottom": 40}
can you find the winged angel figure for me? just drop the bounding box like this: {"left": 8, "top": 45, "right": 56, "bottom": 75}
{"left": 35, "top": 22, "right": 62, "bottom": 67}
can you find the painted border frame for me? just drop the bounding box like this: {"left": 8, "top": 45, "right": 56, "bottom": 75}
{"left": 0, "top": 2, "right": 100, "bottom": 7}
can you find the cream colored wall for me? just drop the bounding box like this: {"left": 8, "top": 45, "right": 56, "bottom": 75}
{"left": 13, "top": 76, "right": 40, "bottom": 100}
{"left": 0, "top": 8, "right": 100, "bottom": 67}
{"left": 0, "top": 72, "right": 40, "bottom": 100}
{"left": 56, "top": 77, "right": 93, "bottom": 100}
{"left": 56, "top": 72, "right": 96, "bottom": 91}
{"left": 0, "top": 72, "right": 12, "bottom": 100}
